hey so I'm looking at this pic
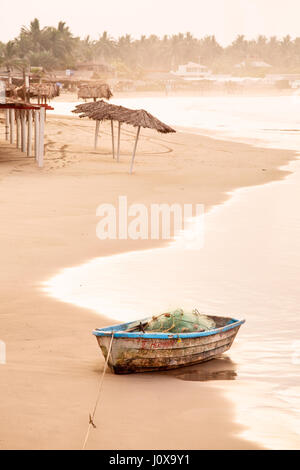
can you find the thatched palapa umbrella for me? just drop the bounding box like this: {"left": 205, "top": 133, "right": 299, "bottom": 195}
{"left": 28, "top": 83, "right": 60, "bottom": 103}
{"left": 82, "top": 103, "right": 135, "bottom": 161}
{"left": 72, "top": 100, "right": 176, "bottom": 173}
{"left": 76, "top": 84, "right": 113, "bottom": 147}
{"left": 77, "top": 83, "right": 113, "bottom": 101}
{"left": 73, "top": 100, "right": 118, "bottom": 153}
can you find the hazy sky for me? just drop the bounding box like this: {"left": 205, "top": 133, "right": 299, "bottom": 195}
{"left": 1, "top": 0, "right": 300, "bottom": 45}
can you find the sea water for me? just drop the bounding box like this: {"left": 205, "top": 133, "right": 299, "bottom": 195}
{"left": 47, "top": 95, "right": 300, "bottom": 449}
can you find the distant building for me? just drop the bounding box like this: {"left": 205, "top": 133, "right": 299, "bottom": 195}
{"left": 76, "top": 62, "right": 114, "bottom": 73}
{"left": 172, "top": 62, "right": 211, "bottom": 78}
{"left": 73, "top": 62, "right": 115, "bottom": 80}
{"left": 290, "top": 79, "right": 300, "bottom": 89}
{"left": 235, "top": 58, "right": 272, "bottom": 70}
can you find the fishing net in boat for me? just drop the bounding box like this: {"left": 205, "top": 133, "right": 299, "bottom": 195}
{"left": 145, "top": 309, "right": 215, "bottom": 333}
{"left": 127, "top": 309, "right": 216, "bottom": 333}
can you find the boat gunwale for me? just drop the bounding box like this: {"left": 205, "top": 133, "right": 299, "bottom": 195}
{"left": 92, "top": 317, "right": 245, "bottom": 340}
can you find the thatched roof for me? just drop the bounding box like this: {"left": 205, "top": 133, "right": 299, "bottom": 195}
{"left": 77, "top": 83, "right": 113, "bottom": 100}
{"left": 3, "top": 82, "right": 59, "bottom": 103}
{"left": 72, "top": 100, "right": 175, "bottom": 134}
{"left": 118, "top": 108, "right": 175, "bottom": 133}
{"left": 29, "top": 83, "right": 60, "bottom": 99}
{"left": 72, "top": 100, "right": 109, "bottom": 116}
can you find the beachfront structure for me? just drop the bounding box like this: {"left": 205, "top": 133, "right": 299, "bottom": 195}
{"left": 172, "top": 62, "right": 211, "bottom": 78}
{"left": 2, "top": 81, "right": 60, "bottom": 104}
{"left": 29, "top": 82, "right": 60, "bottom": 103}
{"left": 75, "top": 61, "right": 114, "bottom": 76}
{"left": 1, "top": 80, "right": 53, "bottom": 167}
{"left": 1, "top": 102, "right": 53, "bottom": 167}
{"left": 1, "top": 102, "right": 52, "bottom": 167}
{"left": 73, "top": 100, "right": 175, "bottom": 173}
{"left": 235, "top": 59, "right": 272, "bottom": 70}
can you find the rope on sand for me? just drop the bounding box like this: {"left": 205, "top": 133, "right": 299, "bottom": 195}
{"left": 82, "top": 332, "right": 114, "bottom": 450}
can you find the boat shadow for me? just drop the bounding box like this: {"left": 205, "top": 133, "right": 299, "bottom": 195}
{"left": 162, "top": 355, "right": 238, "bottom": 382}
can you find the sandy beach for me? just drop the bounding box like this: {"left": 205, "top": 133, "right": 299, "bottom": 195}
{"left": 0, "top": 111, "right": 295, "bottom": 450}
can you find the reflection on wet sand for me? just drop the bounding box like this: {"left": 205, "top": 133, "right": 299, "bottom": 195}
{"left": 164, "top": 356, "right": 238, "bottom": 382}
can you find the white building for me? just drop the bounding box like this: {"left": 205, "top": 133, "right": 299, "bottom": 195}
{"left": 172, "top": 62, "right": 211, "bottom": 78}
{"left": 235, "top": 59, "right": 272, "bottom": 69}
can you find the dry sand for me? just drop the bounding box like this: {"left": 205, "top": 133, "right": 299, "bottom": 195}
{"left": 0, "top": 112, "right": 295, "bottom": 449}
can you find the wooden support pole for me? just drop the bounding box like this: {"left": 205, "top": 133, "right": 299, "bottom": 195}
{"left": 21, "top": 110, "right": 27, "bottom": 153}
{"left": 34, "top": 109, "right": 40, "bottom": 162}
{"left": 117, "top": 122, "right": 121, "bottom": 162}
{"left": 129, "top": 126, "right": 141, "bottom": 174}
{"left": 5, "top": 109, "right": 9, "bottom": 140}
{"left": 111, "top": 120, "right": 115, "bottom": 159}
{"left": 25, "top": 73, "right": 30, "bottom": 103}
{"left": 16, "top": 111, "right": 21, "bottom": 149}
{"left": 94, "top": 120, "right": 100, "bottom": 149}
{"left": 27, "top": 110, "right": 32, "bottom": 156}
{"left": 9, "top": 109, "right": 15, "bottom": 144}
{"left": 39, "top": 107, "right": 45, "bottom": 167}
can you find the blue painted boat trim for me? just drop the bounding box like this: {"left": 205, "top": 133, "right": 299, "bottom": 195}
{"left": 92, "top": 317, "right": 245, "bottom": 340}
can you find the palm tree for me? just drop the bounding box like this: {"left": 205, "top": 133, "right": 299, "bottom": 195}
{"left": 199, "top": 35, "right": 223, "bottom": 65}
{"left": 25, "top": 50, "right": 59, "bottom": 70}
{"left": 19, "top": 18, "right": 46, "bottom": 54}
{"left": 280, "top": 35, "right": 293, "bottom": 67}
{"left": 0, "top": 40, "right": 28, "bottom": 73}
{"left": 228, "top": 35, "right": 249, "bottom": 61}
{"left": 78, "top": 36, "right": 97, "bottom": 62}
{"left": 117, "top": 34, "right": 135, "bottom": 67}
{"left": 43, "top": 22, "right": 76, "bottom": 66}
{"left": 56, "top": 21, "right": 76, "bottom": 56}
{"left": 95, "top": 31, "right": 116, "bottom": 62}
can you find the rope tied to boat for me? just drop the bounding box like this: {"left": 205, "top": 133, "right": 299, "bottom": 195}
{"left": 82, "top": 332, "right": 114, "bottom": 450}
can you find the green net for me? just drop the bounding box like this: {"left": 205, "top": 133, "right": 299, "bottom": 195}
{"left": 127, "top": 309, "right": 216, "bottom": 333}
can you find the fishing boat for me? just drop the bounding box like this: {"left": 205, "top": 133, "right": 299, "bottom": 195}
{"left": 93, "top": 314, "right": 245, "bottom": 374}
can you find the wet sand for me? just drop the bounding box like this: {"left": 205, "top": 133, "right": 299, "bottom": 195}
{"left": 0, "top": 112, "right": 295, "bottom": 449}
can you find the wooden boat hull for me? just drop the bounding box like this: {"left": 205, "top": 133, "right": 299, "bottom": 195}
{"left": 93, "top": 316, "right": 245, "bottom": 374}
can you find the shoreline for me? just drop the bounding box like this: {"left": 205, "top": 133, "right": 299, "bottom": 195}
{"left": 0, "top": 112, "right": 296, "bottom": 449}
{"left": 46, "top": 156, "right": 299, "bottom": 322}
{"left": 52, "top": 89, "right": 298, "bottom": 103}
